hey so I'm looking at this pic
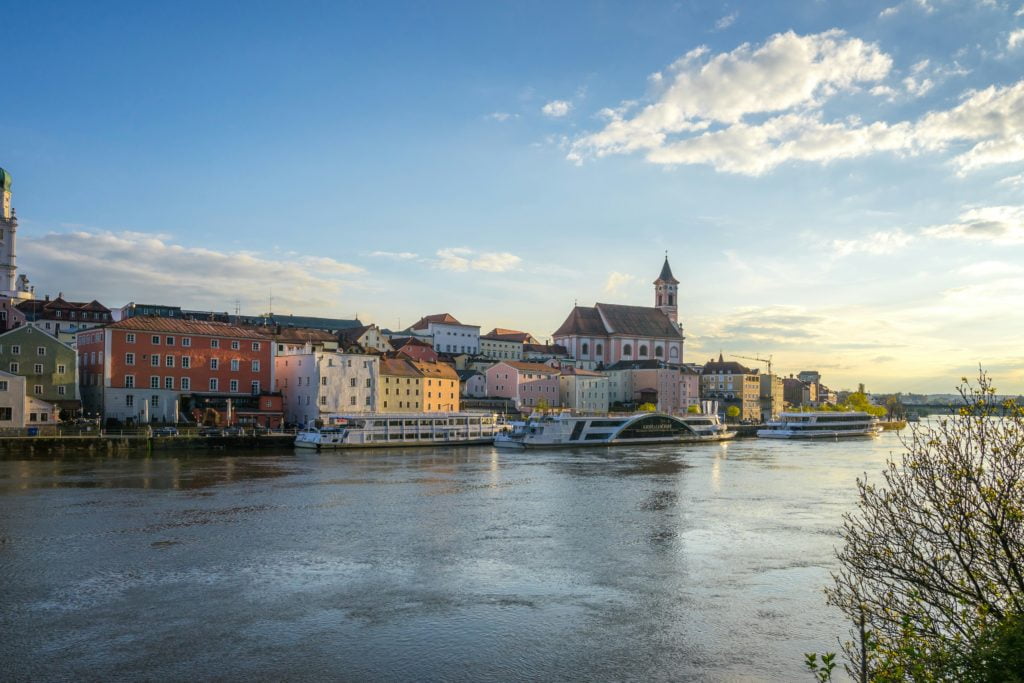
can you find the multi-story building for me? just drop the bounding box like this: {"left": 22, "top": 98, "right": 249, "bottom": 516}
{"left": 408, "top": 313, "right": 480, "bottom": 355}
{"left": 479, "top": 334, "right": 524, "bottom": 361}
{"left": 76, "top": 317, "right": 273, "bottom": 424}
{"left": 783, "top": 377, "right": 816, "bottom": 408}
{"left": 605, "top": 359, "right": 689, "bottom": 414}
{"left": 377, "top": 358, "right": 423, "bottom": 412}
{"left": 0, "top": 325, "right": 79, "bottom": 417}
{"left": 486, "top": 361, "right": 560, "bottom": 410}
{"left": 459, "top": 370, "right": 487, "bottom": 398}
{"left": 553, "top": 257, "right": 684, "bottom": 369}
{"left": 261, "top": 326, "right": 340, "bottom": 356}
{"left": 274, "top": 351, "right": 378, "bottom": 425}
{"left": 18, "top": 296, "right": 112, "bottom": 347}
{"left": 0, "top": 369, "right": 60, "bottom": 428}
{"left": 338, "top": 323, "right": 392, "bottom": 354}
{"left": 522, "top": 343, "right": 571, "bottom": 362}
{"left": 701, "top": 355, "right": 761, "bottom": 420}
{"left": 558, "top": 367, "right": 609, "bottom": 413}
{"left": 412, "top": 360, "right": 460, "bottom": 412}
{"left": 759, "top": 374, "right": 784, "bottom": 420}
{"left": 680, "top": 364, "right": 702, "bottom": 410}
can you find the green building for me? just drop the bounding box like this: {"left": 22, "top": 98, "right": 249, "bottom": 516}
{"left": 0, "top": 325, "right": 79, "bottom": 417}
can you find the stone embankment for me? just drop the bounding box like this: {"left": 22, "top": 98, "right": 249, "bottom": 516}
{"left": 0, "top": 434, "right": 295, "bottom": 459}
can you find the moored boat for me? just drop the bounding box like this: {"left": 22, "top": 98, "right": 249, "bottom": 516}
{"left": 756, "top": 411, "right": 882, "bottom": 439}
{"left": 295, "top": 412, "right": 500, "bottom": 449}
{"left": 494, "top": 412, "right": 735, "bottom": 449}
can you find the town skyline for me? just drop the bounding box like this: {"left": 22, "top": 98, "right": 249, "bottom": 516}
{"left": 5, "top": 1, "right": 1023, "bottom": 393}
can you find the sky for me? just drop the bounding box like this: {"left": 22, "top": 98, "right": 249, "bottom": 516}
{"left": 3, "top": 0, "right": 1023, "bottom": 393}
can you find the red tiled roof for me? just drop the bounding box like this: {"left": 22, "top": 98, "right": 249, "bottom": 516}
{"left": 552, "top": 303, "right": 681, "bottom": 339}
{"left": 410, "top": 360, "right": 459, "bottom": 380}
{"left": 501, "top": 361, "right": 560, "bottom": 374}
{"left": 105, "top": 316, "right": 268, "bottom": 339}
{"left": 380, "top": 358, "right": 422, "bottom": 378}
{"left": 409, "top": 313, "right": 461, "bottom": 330}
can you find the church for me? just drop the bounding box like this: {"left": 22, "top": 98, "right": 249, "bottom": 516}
{"left": 552, "top": 256, "right": 684, "bottom": 369}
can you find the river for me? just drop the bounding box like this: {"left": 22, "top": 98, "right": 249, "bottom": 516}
{"left": 0, "top": 431, "right": 907, "bottom": 681}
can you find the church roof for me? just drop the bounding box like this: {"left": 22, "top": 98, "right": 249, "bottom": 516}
{"left": 554, "top": 303, "right": 682, "bottom": 339}
{"left": 655, "top": 256, "right": 679, "bottom": 285}
{"left": 0, "top": 168, "right": 10, "bottom": 193}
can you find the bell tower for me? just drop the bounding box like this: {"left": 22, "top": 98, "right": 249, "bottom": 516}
{"left": 0, "top": 168, "right": 17, "bottom": 293}
{"left": 654, "top": 252, "right": 679, "bottom": 325}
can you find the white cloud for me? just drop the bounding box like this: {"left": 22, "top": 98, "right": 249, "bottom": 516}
{"left": 21, "top": 230, "right": 363, "bottom": 314}
{"left": 879, "top": 6, "right": 900, "bottom": 17}
{"left": 604, "top": 271, "right": 637, "bottom": 294}
{"left": 957, "top": 260, "right": 1024, "bottom": 278}
{"left": 922, "top": 205, "right": 1024, "bottom": 244}
{"left": 1009, "top": 28, "right": 1024, "bottom": 50}
{"left": 715, "top": 12, "right": 738, "bottom": 30}
{"left": 370, "top": 250, "right": 419, "bottom": 260}
{"left": 487, "top": 111, "right": 518, "bottom": 122}
{"left": 570, "top": 30, "right": 1024, "bottom": 176}
{"left": 542, "top": 100, "right": 572, "bottom": 118}
{"left": 997, "top": 173, "right": 1024, "bottom": 186}
{"left": 831, "top": 229, "right": 914, "bottom": 257}
{"left": 434, "top": 247, "right": 521, "bottom": 272}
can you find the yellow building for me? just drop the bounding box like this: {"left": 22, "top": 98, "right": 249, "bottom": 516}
{"left": 378, "top": 358, "right": 423, "bottom": 412}
{"left": 412, "top": 360, "right": 460, "bottom": 413}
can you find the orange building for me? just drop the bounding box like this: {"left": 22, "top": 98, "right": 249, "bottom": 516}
{"left": 77, "top": 316, "right": 273, "bottom": 424}
{"left": 411, "top": 360, "right": 460, "bottom": 412}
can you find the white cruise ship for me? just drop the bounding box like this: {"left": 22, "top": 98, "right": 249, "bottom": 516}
{"left": 494, "top": 412, "right": 734, "bottom": 449}
{"left": 294, "top": 413, "right": 500, "bottom": 450}
{"left": 756, "top": 411, "right": 882, "bottom": 439}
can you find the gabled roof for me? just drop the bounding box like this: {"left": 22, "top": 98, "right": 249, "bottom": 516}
{"left": 559, "top": 367, "right": 606, "bottom": 377}
{"left": 255, "top": 326, "right": 337, "bottom": 344}
{"left": 497, "top": 361, "right": 560, "bottom": 374}
{"left": 409, "top": 313, "right": 462, "bottom": 330}
{"left": 104, "top": 316, "right": 267, "bottom": 340}
{"left": 410, "top": 360, "right": 459, "bottom": 380}
{"left": 702, "top": 358, "right": 756, "bottom": 375}
{"left": 17, "top": 297, "right": 111, "bottom": 319}
{"left": 553, "top": 302, "right": 681, "bottom": 339}
{"left": 380, "top": 358, "right": 422, "bottom": 378}
{"left": 552, "top": 306, "right": 606, "bottom": 337}
{"left": 523, "top": 343, "right": 569, "bottom": 355}
{"left": 238, "top": 313, "right": 362, "bottom": 332}
{"left": 655, "top": 256, "right": 679, "bottom": 285}
{"left": 337, "top": 324, "right": 377, "bottom": 344}
{"left": 483, "top": 328, "right": 536, "bottom": 343}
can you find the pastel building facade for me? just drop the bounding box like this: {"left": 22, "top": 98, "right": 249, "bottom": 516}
{"left": 409, "top": 313, "right": 480, "bottom": 355}
{"left": 377, "top": 358, "right": 423, "bottom": 412}
{"left": 486, "top": 361, "right": 561, "bottom": 410}
{"left": 558, "top": 367, "right": 610, "bottom": 413}
{"left": 275, "top": 352, "right": 378, "bottom": 425}
{"left": 0, "top": 325, "right": 79, "bottom": 416}
{"left": 701, "top": 355, "right": 761, "bottom": 420}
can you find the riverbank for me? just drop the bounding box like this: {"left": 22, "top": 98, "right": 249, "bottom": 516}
{"left": 0, "top": 434, "right": 296, "bottom": 459}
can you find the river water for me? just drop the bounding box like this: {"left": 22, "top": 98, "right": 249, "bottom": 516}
{"left": 0, "top": 432, "right": 907, "bottom": 681}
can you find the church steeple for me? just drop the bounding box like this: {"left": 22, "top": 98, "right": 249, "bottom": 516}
{"left": 654, "top": 251, "right": 679, "bottom": 325}
{"left": 0, "top": 168, "right": 31, "bottom": 300}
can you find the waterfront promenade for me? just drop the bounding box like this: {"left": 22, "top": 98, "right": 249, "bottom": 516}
{"left": 0, "top": 434, "right": 900, "bottom": 680}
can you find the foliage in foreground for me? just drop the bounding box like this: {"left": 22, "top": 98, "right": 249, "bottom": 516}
{"left": 808, "top": 372, "right": 1024, "bottom": 681}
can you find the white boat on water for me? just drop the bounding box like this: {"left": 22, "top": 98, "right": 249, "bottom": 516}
{"left": 295, "top": 413, "right": 500, "bottom": 450}
{"left": 756, "top": 411, "right": 882, "bottom": 439}
{"left": 494, "top": 412, "right": 735, "bottom": 449}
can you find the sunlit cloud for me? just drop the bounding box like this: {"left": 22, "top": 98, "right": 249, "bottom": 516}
{"left": 922, "top": 205, "right": 1024, "bottom": 244}
{"left": 434, "top": 247, "right": 522, "bottom": 272}
{"left": 541, "top": 100, "right": 572, "bottom": 118}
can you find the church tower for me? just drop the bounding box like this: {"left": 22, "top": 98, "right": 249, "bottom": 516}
{"left": 0, "top": 168, "right": 31, "bottom": 300}
{"left": 654, "top": 253, "right": 679, "bottom": 325}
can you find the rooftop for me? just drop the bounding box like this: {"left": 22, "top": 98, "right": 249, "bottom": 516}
{"left": 105, "top": 316, "right": 269, "bottom": 339}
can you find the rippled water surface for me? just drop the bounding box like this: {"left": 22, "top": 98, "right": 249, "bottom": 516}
{"left": 0, "top": 433, "right": 907, "bottom": 681}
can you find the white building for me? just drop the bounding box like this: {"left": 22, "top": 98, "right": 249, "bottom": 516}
{"left": 558, "top": 367, "right": 610, "bottom": 414}
{"left": 274, "top": 352, "right": 378, "bottom": 425}
{"left": 408, "top": 313, "right": 480, "bottom": 355}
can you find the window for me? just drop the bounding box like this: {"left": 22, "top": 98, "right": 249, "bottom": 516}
{"left": 211, "top": 339, "right": 220, "bottom": 349}
{"left": 37, "top": 346, "right": 46, "bottom": 356}
{"left": 8, "top": 362, "right": 17, "bottom": 373}
{"left": 0, "top": 381, "right": 5, "bottom": 391}
{"left": 33, "top": 363, "right": 43, "bottom": 374}
{"left": 251, "top": 380, "right": 259, "bottom": 394}
{"left": 34, "top": 384, "right": 42, "bottom": 395}
{"left": 365, "top": 378, "right": 371, "bottom": 388}
{"left": 251, "top": 360, "right": 260, "bottom": 372}
{"left": 252, "top": 342, "right": 261, "bottom": 351}
{"left": 166, "top": 336, "right": 175, "bottom": 346}
{"left": 181, "top": 377, "right": 190, "bottom": 391}
{"left": 165, "top": 377, "right": 174, "bottom": 389}
{"left": 165, "top": 355, "right": 174, "bottom": 367}
{"left": 182, "top": 337, "right": 191, "bottom": 347}
{"left": 349, "top": 396, "right": 357, "bottom": 405}
{"left": 126, "top": 352, "right": 136, "bottom": 365}
{"left": 582, "top": 342, "right": 589, "bottom": 355}
{"left": 150, "top": 376, "right": 160, "bottom": 388}
{"left": 655, "top": 346, "right": 663, "bottom": 357}
{"left": 623, "top": 344, "right": 632, "bottom": 356}
{"left": 210, "top": 358, "right": 219, "bottom": 370}
{"left": 321, "top": 377, "right": 327, "bottom": 385}
{"left": 126, "top": 333, "right": 136, "bottom": 343}
{"left": 319, "top": 396, "right": 327, "bottom": 406}
{"left": 11, "top": 345, "right": 19, "bottom": 355}
{"left": 181, "top": 356, "right": 190, "bottom": 369}
{"left": 639, "top": 345, "right": 648, "bottom": 356}
{"left": 231, "top": 340, "right": 240, "bottom": 350}
{"left": 125, "top": 394, "right": 134, "bottom": 407}
{"left": 125, "top": 375, "right": 135, "bottom": 388}
{"left": 151, "top": 335, "right": 160, "bottom": 345}
{"left": 151, "top": 395, "right": 159, "bottom": 407}
{"left": 350, "top": 378, "right": 356, "bottom": 387}
{"left": 209, "top": 378, "right": 219, "bottom": 391}
{"left": 231, "top": 359, "right": 240, "bottom": 371}
{"left": 150, "top": 355, "right": 159, "bottom": 367}
{"left": 230, "top": 380, "right": 239, "bottom": 392}
{"left": 596, "top": 343, "right": 603, "bottom": 355}
{"left": 365, "top": 396, "right": 371, "bottom": 406}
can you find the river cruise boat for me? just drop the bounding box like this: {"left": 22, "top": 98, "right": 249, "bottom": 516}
{"left": 756, "top": 411, "right": 882, "bottom": 439}
{"left": 294, "top": 413, "right": 500, "bottom": 450}
{"left": 493, "top": 412, "right": 734, "bottom": 449}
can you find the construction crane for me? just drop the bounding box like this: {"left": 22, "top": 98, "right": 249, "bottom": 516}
{"left": 731, "top": 353, "right": 773, "bottom": 376}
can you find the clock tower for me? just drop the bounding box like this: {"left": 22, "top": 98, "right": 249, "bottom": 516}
{"left": 654, "top": 253, "right": 679, "bottom": 326}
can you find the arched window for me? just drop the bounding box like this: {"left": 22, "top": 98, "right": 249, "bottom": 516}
{"left": 581, "top": 342, "right": 589, "bottom": 355}
{"left": 670, "top": 347, "right": 679, "bottom": 358}
{"left": 595, "top": 343, "right": 603, "bottom": 356}
{"left": 668, "top": 294, "right": 674, "bottom": 306}
{"left": 639, "top": 345, "right": 648, "bottom": 356}
{"left": 657, "top": 294, "right": 663, "bottom": 306}
{"left": 655, "top": 345, "right": 663, "bottom": 357}
{"left": 623, "top": 344, "right": 632, "bottom": 357}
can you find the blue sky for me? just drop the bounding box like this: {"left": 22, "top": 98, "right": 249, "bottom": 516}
{"left": 4, "top": 0, "right": 1024, "bottom": 392}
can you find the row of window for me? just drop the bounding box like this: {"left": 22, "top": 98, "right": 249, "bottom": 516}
{"left": 122, "top": 375, "right": 261, "bottom": 393}
{"left": 0, "top": 345, "right": 49, "bottom": 356}
{"left": 122, "top": 353, "right": 260, "bottom": 372}
{"left": 1, "top": 409, "right": 54, "bottom": 422}
{"left": 8, "top": 362, "right": 67, "bottom": 375}
{"left": 318, "top": 395, "right": 372, "bottom": 406}
{"left": 124, "top": 333, "right": 261, "bottom": 351}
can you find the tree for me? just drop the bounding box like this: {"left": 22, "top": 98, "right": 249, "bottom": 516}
{"left": 687, "top": 404, "right": 701, "bottom": 414}
{"left": 535, "top": 399, "right": 550, "bottom": 412}
{"left": 725, "top": 405, "right": 740, "bottom": 421}
{"left": 818, "top": 372, "right": 1024, "bottom": 681}
{"left": 638, "top": 402, "right": 657, "bottom": 412}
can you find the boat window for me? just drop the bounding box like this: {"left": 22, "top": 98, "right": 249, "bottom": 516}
{"left": 584, "top": 433, "right": 609, "bottom": 440}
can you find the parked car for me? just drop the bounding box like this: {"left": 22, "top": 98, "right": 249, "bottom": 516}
{"left": 153, "top": 426, "right": 179, "bottom": 437}
{"left": 198, "top": 427, "right": 224, "bottom": 437}
{"left": 223, "top": 426, "right": 245, "bottom": 437}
